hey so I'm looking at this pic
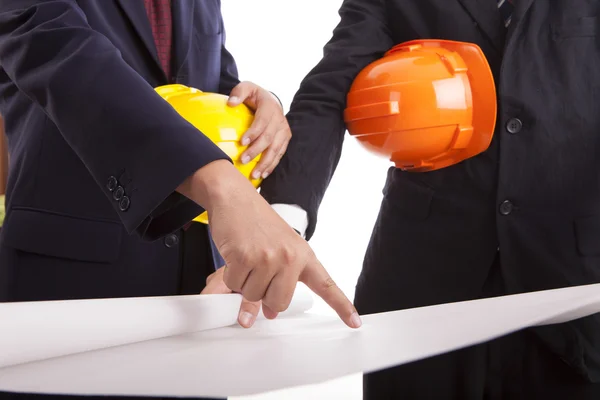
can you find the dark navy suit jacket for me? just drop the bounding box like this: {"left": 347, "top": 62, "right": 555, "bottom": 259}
{"left": 0, "top": 0, "right": 236, "bottom": 302}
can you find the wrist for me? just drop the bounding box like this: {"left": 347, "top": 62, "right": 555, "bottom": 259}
{"left": 178, "top": 160, "right": 242, "bottom": 212}
{"left": 269, "top": 91, "right": 283, "bottom": 109}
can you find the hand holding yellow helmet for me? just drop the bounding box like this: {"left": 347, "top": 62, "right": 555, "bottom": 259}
{"left": 155, "top": 84, "right": 262, "bottom": 224}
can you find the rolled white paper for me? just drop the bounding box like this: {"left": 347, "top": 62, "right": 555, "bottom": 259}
{"left": 0, "top": 284, "right": 314, "bottom": 369}
{"left": 1, "top": 283, "right": 600, "bottom": 398}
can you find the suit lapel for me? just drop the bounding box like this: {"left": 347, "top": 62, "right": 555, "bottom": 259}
{"left": 503, "top": 0, "right": 535, "bottom": 48}
{"left": 171, "top": 0, "right": 195, "bottom": 80}
{"left": 115, "top": 0, "right": 165, "bottom": 79}
{"left": 512, "top": 0, "right": 535, "bottom": 25}
{"left": 457, "top": 0, "right": 506, "bottom": 54}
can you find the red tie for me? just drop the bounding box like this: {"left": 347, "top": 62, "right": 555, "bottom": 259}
{"left": 143, "top": 0, "right": 173, "bottom": 78}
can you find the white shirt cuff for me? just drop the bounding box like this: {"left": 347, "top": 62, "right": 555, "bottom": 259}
{"left": 270, "top": 203, "right": 308, "bottom": 238}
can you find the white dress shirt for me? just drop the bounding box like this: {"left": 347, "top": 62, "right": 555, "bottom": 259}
{"left": 271, "top": 203, "right": 308, "bottom": 238}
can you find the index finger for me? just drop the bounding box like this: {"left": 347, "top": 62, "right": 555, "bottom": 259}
{"left": 299, "top": 259, "right": 362, "bottom": 329}
{"left": 241, "top": 105, "right": 275, "bottom": 148}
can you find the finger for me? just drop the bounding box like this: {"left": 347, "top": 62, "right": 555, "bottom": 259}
{"left": 262, "top": 269, "right": 298, "bottom": 313}
{"left": 200, "top": 278, "right": 231, "bottom": 295}
{"left": 250, "top": 131, "right": 288, "bottom": 178}
{"left": 238, "top": 298, "right": 261, "bottom": 328}
{"left": 205, "top": 273, "right": 216, "bottom": 285}
{"left": 262, "top": 304, "right": 279, "bottom": 320}
{"left": 227, "top": 82, "right": 257, "bottom": 108}
{"left": 239, "top": 89, "right": 281, "bottom": 147}
{"left": 205, "top": 265, "right": 225, "bottom": 284}
{"left": 246, "top": 138, "right": 280, "bottom": 180}
{"left": 241, "top": 126, "right": 277, "bottom": 169}
{"left": 222, "top": 264, "right": 251, "bottom": 294}
{"left": 240, "top": 266, "right": 276, "bottom": 303}
{"left": 261, "top": 137, "right": 290, "bottom": 179}
{"left": 300, "top": 259, "right": 362, "bottom": 329}
{"left": 240, "top": 106, "right": 275, "bottom": 150}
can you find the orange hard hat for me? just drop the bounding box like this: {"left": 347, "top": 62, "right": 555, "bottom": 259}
{"left": 344, "top": 39, "right": 497, "bottom": 172}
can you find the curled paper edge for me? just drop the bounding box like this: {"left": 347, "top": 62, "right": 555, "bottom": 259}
{"left": 0, "top": 284, "right": 314, "bottom": 369}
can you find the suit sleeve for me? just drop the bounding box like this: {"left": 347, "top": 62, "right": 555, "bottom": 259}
{"left": 0, "top": 0, "right": 232, "bottom": 241}
{"left": 218, "top": 14, "right": 240, "bottom": 95}
{"left": 259, "top": 0, "right": 394, "bottom": 240}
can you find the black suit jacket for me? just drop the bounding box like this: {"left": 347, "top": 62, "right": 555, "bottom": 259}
{"left": 260, "top": 0, "right": 600, "bottom": 381}
{"left": 0, "top": 0, "right": 238, "bottom": 302}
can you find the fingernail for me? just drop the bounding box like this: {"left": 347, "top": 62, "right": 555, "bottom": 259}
{"left": 228, "top": 96, "right": 240, "bottom": 105}
{"left": 241, "top": 155, "right": 250, "bottom": 164}
{"left": 262, "top": 171, "right": 269, "bottom": 179}
{"left": 350, "top": 312, "right": 362, "bottom": 328}
{"left": 252, "top": 170, "right": 261, "bottom": 179}
{"left": 241, "top": 137, "right": 250, "bottom": 146}
{"left": 239, "top": 312, "right": 254, "bottom": 327}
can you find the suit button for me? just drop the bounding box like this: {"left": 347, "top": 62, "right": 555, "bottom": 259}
{"left": 164, "top": 234, "right": 179, "bottom": 248}
{"left": 119, "top": 196, "right": 130, "bottom": 211}
{"left": 506, "top": 118, "right": 522, "bottom": 134}
{"left": 112, "top": 186, "right": 124, "bottom": 201}
{"left": 107, "top": 176, "right": 118, "bottom": 192}
{"left": 499, "top": 200, "right": 514, "bottom": 215}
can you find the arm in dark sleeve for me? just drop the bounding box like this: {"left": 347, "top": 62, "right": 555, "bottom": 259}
{"left": 0, "top": 0, "right": 231, "bottom": 240}
{"left": 217, "top": 14, "right": 240, "bottom": 95}
{"left": 259, "top": 0, "right": 394, "bottom": 240}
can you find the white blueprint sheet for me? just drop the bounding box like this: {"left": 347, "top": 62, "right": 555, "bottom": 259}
{"left": 1, "top": 283, "right": 600, "bottom": 398}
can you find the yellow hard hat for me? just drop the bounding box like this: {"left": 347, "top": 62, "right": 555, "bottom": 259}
{"left": 155, "top": 84, "right": 262, "bottom": 224}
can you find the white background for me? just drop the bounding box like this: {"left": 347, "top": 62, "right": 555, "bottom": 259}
{"left": 221, "top": 1, "right": 392, "bottom": 399}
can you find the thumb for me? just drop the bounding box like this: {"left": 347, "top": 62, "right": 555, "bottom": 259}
{"left": 228, "top": 82, "right": 258, "bottom": 109}
{"left": 200, "top": 278, "right": 231, "bottom": 295}
{"left": 238, "top": 298, "right": 261, "bottom": 328}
